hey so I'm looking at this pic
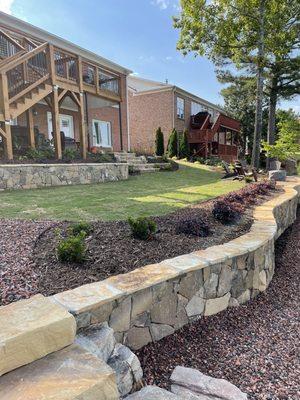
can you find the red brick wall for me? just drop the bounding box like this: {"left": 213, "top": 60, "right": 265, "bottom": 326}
{"left": 128, "top": 89, "right": 174, "bottom": 154}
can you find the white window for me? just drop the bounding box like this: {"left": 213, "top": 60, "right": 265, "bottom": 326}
{"left": 47, "top": 112, "right": 74, "bottom": 139}
{"left": 191, "top": 102, "right": 202, "bottom": 115}
{"left": 176, "top": 97, "right": 185, "bottom": 119}
{"left": 92, "top": 119, "right": 112, "bottom": 148}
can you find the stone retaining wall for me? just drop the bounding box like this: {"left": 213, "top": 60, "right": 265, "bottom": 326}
{"left": 52, "top": 178, "right": 300, "bottom": 350}
{"left": 0, "top": 163, "right": 128, "bottom": 190}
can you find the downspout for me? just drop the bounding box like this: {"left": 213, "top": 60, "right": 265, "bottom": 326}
{"left": 126, "top": 75, "right": 130, "bottom": 152}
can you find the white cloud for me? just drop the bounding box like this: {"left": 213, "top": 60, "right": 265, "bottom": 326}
{"left": 151, "top": 0, "right": 169, "bottom": 10}
{"left": 165, "top": 56, "right": 173, "bottom": 61}
{"left": 0, "top": 0, "right": 15, "bottom": 14}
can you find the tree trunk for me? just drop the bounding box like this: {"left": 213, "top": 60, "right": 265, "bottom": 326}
{"left": 251, "top": 0, "right": 265, "bottom": 169}
{"left": 267, "top": 77, "right": 278, "bottom": 146}
{"left": 266, "top": 76, "right": 278, "bottom": 170}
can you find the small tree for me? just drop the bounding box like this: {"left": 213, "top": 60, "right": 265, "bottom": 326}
{"left": 261, "top": 117, "right": 300, "bottom": 162}
{"left": 155, "top": 127, "right": 164, "bottom": 156}
{"left": 179, "top": 130, "right": 189, "bottom": 159}
{"left": 167, "top": 128, "right": 178, "bottom": 157}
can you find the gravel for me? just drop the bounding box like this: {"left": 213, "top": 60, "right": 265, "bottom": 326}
{"left": 136, "top": 208, "right": 300, "bottom": 400}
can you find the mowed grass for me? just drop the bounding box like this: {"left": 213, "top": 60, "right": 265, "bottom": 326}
{"left": 0, "top": 162, "right": 244, "bottom": 221}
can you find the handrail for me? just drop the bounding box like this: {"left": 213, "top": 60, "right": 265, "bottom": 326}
{"left": 0, "top": 42, "right": 48, "bottom": 73}
{"left": 0, "top": 50, "right": 26, "bottom": 69}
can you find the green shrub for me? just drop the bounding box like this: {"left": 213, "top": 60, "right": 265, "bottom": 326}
{"left": 70, "top": 222, "right": 92, "bottom": 236}
{"left": 128, "top": 216, "right": 157, "bottom": 240}
{"left": 155, "top": 127, "right": 165, "bottom": 156}
{"left": 57, "top": 233, "right": 86, "bottom": 263}
{"left": 63, "top": 148, "right": 79, "bottom": 162}
{"left": 167, "top": 129, "right": 178, "bottom": 157}
{"left": 179, "top": 130, "right": 189, "bottom": 158}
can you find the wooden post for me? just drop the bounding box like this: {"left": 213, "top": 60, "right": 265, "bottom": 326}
{"left": 26, "top": 108, "right": 35, "bottom": 149}
{"left": 79, "top": 92, "right": 87, "bottom": 159}
{"left": 1, "top": 122, "right": 13, "bottom": 160}
{"left": 52, "top": 86, "right": 62, "bottom": 159}
{"left": 0, "top": 73, "right": 13, "bottom": 160}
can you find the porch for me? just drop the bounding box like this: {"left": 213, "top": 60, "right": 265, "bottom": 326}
{"left": 188, "top": 112, "right": 240, "bottom": 163}
{"left": 0, "top": 26, "right": 126, "bottom": 160}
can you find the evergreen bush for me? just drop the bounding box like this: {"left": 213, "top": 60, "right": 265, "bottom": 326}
{"left": 155, "top": 127, "right": 165, "bottom": 156}
{"left": 179, "top": 130, "right": 189, "bottom": 158}
{"left": 57, "top": 232, "right": 86, "bottom": 263}
{"left": 167, "top": 129, "right": 178, "bottom": 157}
{"left": 128, "top": 216, "right": 157, "bottom": 240}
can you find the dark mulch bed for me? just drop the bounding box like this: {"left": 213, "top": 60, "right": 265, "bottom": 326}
{"left": 136, "top": 208, "right": 300, "bottom": 400}
{"left": 32, "top": 190, "right": 278, "bottom": 297}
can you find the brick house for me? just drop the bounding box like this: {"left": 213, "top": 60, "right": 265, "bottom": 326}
{"left": 128, "top": 76, "right": 241, "bottom": 162}
{"left": 0, "top": 12, "right": 131, "bottom": 160}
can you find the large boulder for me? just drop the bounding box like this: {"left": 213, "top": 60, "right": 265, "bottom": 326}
{"left": 170, "top": 366, "right": 247, "bottom": 400}
{"left": 108, "top": 343, "right": 143, "bottom": 397}
{"left": 284, "top": 158, "right": 297, "bottom": 175}
{"left": 75, "top": 322, "right": 116, "bottom": 362}
{"left": 125, "top": 385, "right": 182, "bottom": 399}
{"left": 268, "top": 170, "right": 286, "bottom": 181}
{"left": 0, "top": 294, "right": 76, "bottom": 376}
{"left": 0, "top": 344, "right": 119, "bottom": 400}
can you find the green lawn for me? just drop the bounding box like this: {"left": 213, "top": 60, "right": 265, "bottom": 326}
{"left": 0, "top": 162, "right": 244, "bottom": 221}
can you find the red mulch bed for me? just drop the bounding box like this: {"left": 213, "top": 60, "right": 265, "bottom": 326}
{"left": 136, "top": 208, "right": 300, "bottom": 400}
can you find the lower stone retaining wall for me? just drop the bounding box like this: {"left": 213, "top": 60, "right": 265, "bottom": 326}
{"left": 0, "top": 163, "right": 128, "bottom": 190}
{"left": 52, "top": 178, "right": 300, "bottom": 350}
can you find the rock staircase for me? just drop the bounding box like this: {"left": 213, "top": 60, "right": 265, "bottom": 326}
{"left": 114, "top": 152, "right": 166, "bottom": 174}
{"left": 0, "top": 295, "right": 119, "bottom": 399}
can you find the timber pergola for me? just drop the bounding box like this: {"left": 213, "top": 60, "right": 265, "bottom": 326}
{"left": 0, "top": 25, "right": 123, "bottom": 160}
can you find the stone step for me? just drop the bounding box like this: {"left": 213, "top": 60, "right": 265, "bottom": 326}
{"left": 0, "top": 344, "right": 119, "bottom": 400}
{"left": 0, "top": 294, "right": 76, "bottom": 376}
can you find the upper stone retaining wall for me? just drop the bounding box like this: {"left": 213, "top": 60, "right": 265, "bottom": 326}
{"left": 0, "top": 163, "right": 128, "bottom": 190}
{"left": 52, "top": 178, "right": 300, "bottom": 350}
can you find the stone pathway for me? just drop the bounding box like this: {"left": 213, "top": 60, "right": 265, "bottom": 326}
{"left": 137, "top": 210, "right": 300, "bottom": 399}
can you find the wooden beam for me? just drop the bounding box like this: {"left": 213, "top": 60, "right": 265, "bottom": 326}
{"left": 52, "top": 87, "right": 62, "bottom": 159}
{"left": 0, "top": 29, "right": 25, "bottom": 52}
{"left": 26, "top": 108, "right": 35, "bottom": 149}
{"left": 77, "top": 56, "right": 83, "bottom": 92}
{"left": 69, "top": 91, "right": 81, "bottom": 108}
{"left": 0, "top": 125, "right": 7, "bottom": 139}
{"left": 78, "top": 93, "right": 87, "bottom": 159}
{"left": 1, "top": 123, "right": 13, "bottom": 160}
{"left": 47, "top": 44, "right": 56, "bottom": 85}
{"left": 58, "top": 89, "right": 68, "bottom": 103}
{"left": 44, "top": 95, "right": 52, "bottom": 108}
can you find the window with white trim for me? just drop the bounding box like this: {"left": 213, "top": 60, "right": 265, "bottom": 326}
{"left": 176, "top": 97, "right": 185, "bottom": 119}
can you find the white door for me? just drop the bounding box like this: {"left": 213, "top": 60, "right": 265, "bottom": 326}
{"left": 47, "top": 112, "right": 74, "bottom": 139}
{"left": 92, "top": 119, "right": 112, "bottom": 148}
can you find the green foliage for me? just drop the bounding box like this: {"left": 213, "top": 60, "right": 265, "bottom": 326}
{"left": 88, "top": 152, "right": 116, "bottom": 163}
{"left": 63, "top": 148, "right": 79, "bottom": 162}
{"left": 57, "top": 232, "right": 86, "bottom": 263}
{"left": 25, "top": 146, "right": 55, "bottom": 161}
{"left": 167, "top": 129, "right": 178, "bottom": 157}
{"left": 128, "top": 216, "right": 157, "bottom": 240}
{"left": 70, "top": 222, "right": 92, "bottom": 236}
{"left": 179, "top": 130, "right": 189, "bottom": 158}
{"left": 261, "top": 117, "right": 300, "bottom": 161}
{"left": 155, "top": 127, "right": 165, "bottom": 156}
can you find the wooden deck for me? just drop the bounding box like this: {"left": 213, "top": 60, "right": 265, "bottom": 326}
{"left": 0, "top": 25, "right": 122, "bottom": 160}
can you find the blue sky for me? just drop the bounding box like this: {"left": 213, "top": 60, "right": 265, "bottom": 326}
{"left": 1, "top": 0, "right": 299, "bottom": 112}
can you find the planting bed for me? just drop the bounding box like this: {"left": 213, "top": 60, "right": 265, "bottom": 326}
{"left": 136, "top": 208, "right": 300, "bottom": 399}
{"left": 0, "top": 182, "right": 279, "bottom": 306}
{"left": 31, "top": 183, "right": 279, "bottom": 297}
